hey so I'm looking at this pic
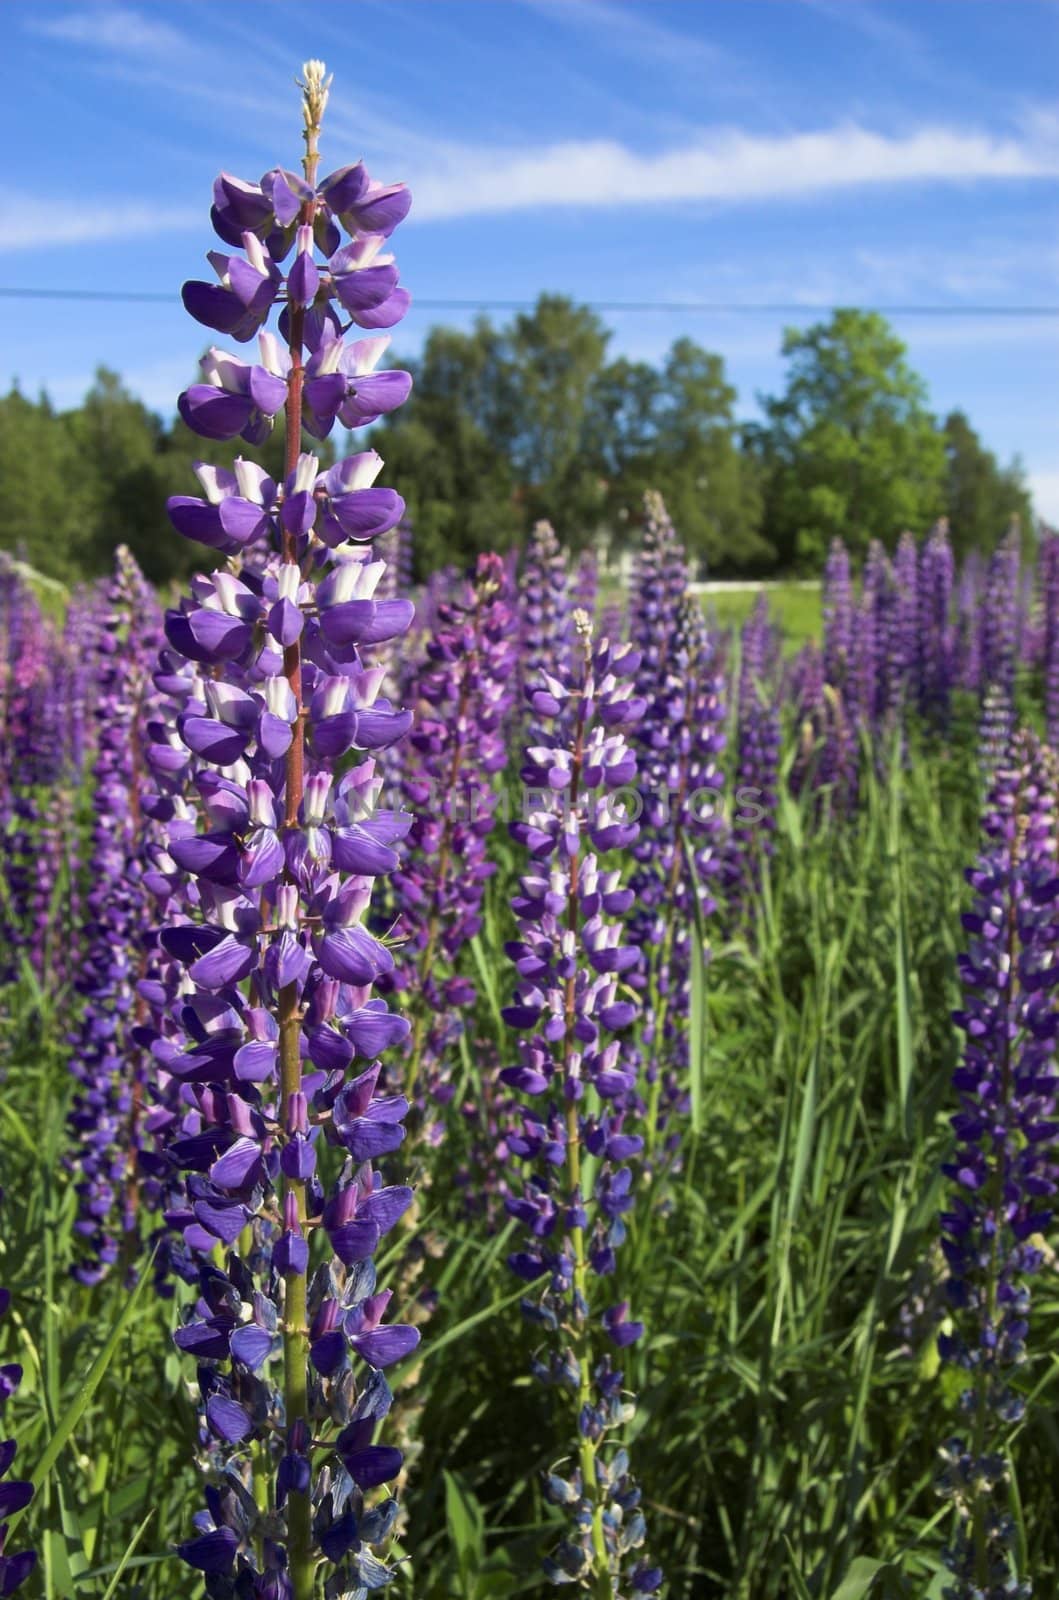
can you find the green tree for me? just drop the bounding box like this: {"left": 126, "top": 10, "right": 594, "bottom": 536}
{"left": 0, "top": 385, "right": 96, "bottom": 580}
{"left": 374, "top": 321, "right": 521, "bottom": 574}
{"left": 586, "top": 340, "right": 767, "bottom": 573}
{"left": 505, "top": 295, "right": 610, "bottom": 533}
{"left": 942, "top": 409, "right": 1035, "bottom": 560}
{"left": 755, "top": 309, "right": 946, "bottom": 567}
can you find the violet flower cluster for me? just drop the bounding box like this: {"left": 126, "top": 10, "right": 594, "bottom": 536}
{"left": 728, "top": 595, "right": 780, "bottom": 911}
{"left": 66, "top": 548, "right": 162, "bottom": 1285}
{"left": 626, "top": 521, "right": 726, "bottom": 1161}
{"left": 978, "top": 528, "right": 1020, "bottom": 777}
{"left": 1040, "top": 532, "right": 1059, "bottom": 750}
{"left": 520, "top": 521, "right": 572, "bottom": 683}
{"left": 0, "top": 1284, "right": 34, "bottom": 1595}
{"left": 628, "top": 491, "right": 688, "bottom": 705}
{"left": 147, "top": 63, "right": 420, "bottom": 1600}
{"left": 501, "top": 617, "right": 660, "bottom": 1596}
{"left": 386, "top": 553, "right": 518, "bottom": 1120}
{"left": 918, "top": 520, "right": 955, "bottom": 732}
{"left": 937, "top": 729, "right": 1059, "bottom": 1598}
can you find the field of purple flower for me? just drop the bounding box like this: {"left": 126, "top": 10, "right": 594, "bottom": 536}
{"left": 2, "top": 61, "right": 1058, "bottom": 1600}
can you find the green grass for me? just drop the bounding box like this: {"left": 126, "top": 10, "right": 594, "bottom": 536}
{"left": 702, "top": 581, "right": 822, "bottom": 651}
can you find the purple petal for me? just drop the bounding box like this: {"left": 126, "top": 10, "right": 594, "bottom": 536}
{"left": 209, "top": 1136, "right": 263, "bottom": 1189}
{"left": 234, "top": 1039, "right": 277, "bottom": 1082}
{"left": 328, "top": 1218, "right": 381, "bottom": 1266}
{"left": 321, "top": 597, "right": 414, "bottom": 647}
{"left": 180, "top": 717, "right": 250, "bottom": 766}
{"left": 352, "top": 286, "right": 411, "bottom": 330}
{"left": 167, "top": 496, "right": 228, "bottom": 551}
{"left": 181, "top": 281, "right": 248, "bottom": 335}
{"left": 178, "top": 1527, "right": 238, "bottom": 1575}
{"left": 189, "top": 933, "right": 257, "bottom": 990}
{"left": 229, "top": 1324, "right": 274, "bottom": 1371}
{"left": 350, "top": 1324, "right": 420, "bottom": 1370}
{"left": 332, "top": 264, "right": 399, "bottom": 315}
{"left": 193, "top": 1199, "right": 250, "bottom": 1244}
{"left": 206, "top": 1394, "right": 253, "bottom": 1444}
{"left": 341, "top": 1444, "right": 403, "bottom": 1488}
{"left": 178, "top": 386, "right": 254, "bottom": 441}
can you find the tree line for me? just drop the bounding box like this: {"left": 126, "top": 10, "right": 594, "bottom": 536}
{"left": 0, "top": 300, "right": 1033, "bottom": 587}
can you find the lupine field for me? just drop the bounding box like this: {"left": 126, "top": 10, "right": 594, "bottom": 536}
{"left": 3, "top": 61, "right": 1059, "bottom": 1600}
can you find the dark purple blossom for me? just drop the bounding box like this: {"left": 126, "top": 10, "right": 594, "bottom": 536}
{"left": 157, "top": 61, "right": 418, "bottom": 1600}
{"left": 0, "top": 1284, "right": 34, "bottom": 1594}
{"left": 502, "top": 619, "right": 659, "bottom": 1592}
{"left": 936, "top": 730, "right": 1059, "bottom": 1598}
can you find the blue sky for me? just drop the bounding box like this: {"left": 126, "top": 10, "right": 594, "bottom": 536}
{"left": 3, "top": 0, "right": 1057, "bottom": 518}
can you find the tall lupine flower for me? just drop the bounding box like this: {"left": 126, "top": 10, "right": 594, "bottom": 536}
{"left": 849, "top": 562, "right": 889, "bottom": 744}
{"left": 386, "top": 554, "right": 518, "bottom": 1119}
{"left": 158, "top": 64, "right": 421, "bottom": 1599}
{"left": 501, "top": 619, "right": 660, "bottom": 1597}
{"left": 978, "top": 527, "right": 1021, "bottom": 776}
{"left": 886, "top": 531, "right": 920, "bottom": 727}
{"left": 1038, "top": 531, "right": 1059, "bottom": 749}
{"left": 0, "top": 1283, "right": 35, "bottom": 1594}
{"left": 629, "top": 593, "right": 726, "bottom": 1161}
{"left": 787, "top": 642, "right": 825, "bottom": 799}
{"left": 66, "top": 549, "right": 162, "bottom": 1285}
{"left": 858, "top": 539, "right": 894, "bottom": 736}
{"left": 520, "top": 520, "right": 571, "bottom": 682}
{"left": 0, "top": 563, "right": 49, "bottom": 985}
{"left": 817, "top": 538, "right": 860, "bottom": 810}
{"left": 955, "top": 552, "right": 985, "bottom": 694}
{"left": 822, "top": 538, "right": 853, "bottom": 696}
{"left": 727, "top": 595, "right": 780, "bottom": 912}
{"left": 918, "top": 520, "right": 955, "bottom": 733}
{"left": 628, "top": 491, "right": 687, "bottom": 704}
{"left": 936, "top": 730, "right": 1059, "bottom": 1598}
{"left": 1017, "top": 567, "right": 1041, "bottom": 674}
{"left": 574, "top": 549, "right": 599, "bottom": 619}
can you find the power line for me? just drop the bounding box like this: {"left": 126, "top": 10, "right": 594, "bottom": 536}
{"left": 1, "top": 285, "right": 1058, "bottom": 317}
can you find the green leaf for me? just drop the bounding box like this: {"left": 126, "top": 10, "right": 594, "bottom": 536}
{"left": 444, "top": 1469, "right": 485, "bottom": 1564}
{"left": 783, "top": 1541, "right": 815, "bottom": 1600}
{"left": 828, "top": 1556, "right": 894, "bottom": 1600}
{"left": 5, "top": 1251, "right": 156, "bottom": 1537}
{"left": 99, "top": 1510, "right": 155, "bottom": 1600}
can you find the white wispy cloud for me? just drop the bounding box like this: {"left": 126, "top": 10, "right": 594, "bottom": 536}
{"left": 523, "top": 0, "right": 743, "bottom": 76}
{"left": 0, "top": 191, "right": 199, "bottom": 253}
{"left": 408, "top": 116, "right": 1059, "bottom": 222}
{"left": 798, "top": 0, "right": 927, "bottom": 63}
{"left": 29, "top": 4, "right": 191, "bottom": 56}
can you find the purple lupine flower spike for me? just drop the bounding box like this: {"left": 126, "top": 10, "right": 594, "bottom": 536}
{"left": 573, "top": 549, "right": 598, "bottom": 618}
{"left": 158, "top": 62, "right": 419, "bottom": 1599}
{"left": 978, "top": 524, "right": 1021, "bottom": 778}
{"left": 728, "top": 595, "right": 780, "bottom": 913}
{"left": 519, "top": 520, "right": 571, "bottom": 683}
{"left": 788, "top": 640, "right": 825, "bottom": 799}
{"left": 822, "top": 538, "right": 853, "bottom": 695}
{"left": 1039, "top": 529, "right": 1059, "bottom": 749}
{"left": 955, "top": 551, "right": 984, "bottom": 694}
{"left": 628, "top": 490, "right": 687, "bottom": 703}
{"left": 66, "top": 549, "right": 163, "bottom": 1285}
{"left": 936, "top": 730, "right": 1058, "bottom": 1598}
{"left": 502, "top": 613, "right": 659, "bottom": 1593}
{"left": 385, "top": 553, "right": 518, "bottom": 1123}
{"left": 818, "top": 538, "right": 858, "bottom": 810}
{"left": 628, "top": 563, "right": 726, "bottom": 1160}
{"left": 0, "top": 1278, "right": 35, "bottom": 1594}
{"left": 918, "top": 519, "right": 955, "bottom": 733}
{"left": 888, "top": 530, "right": 920, "bottom": 729}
